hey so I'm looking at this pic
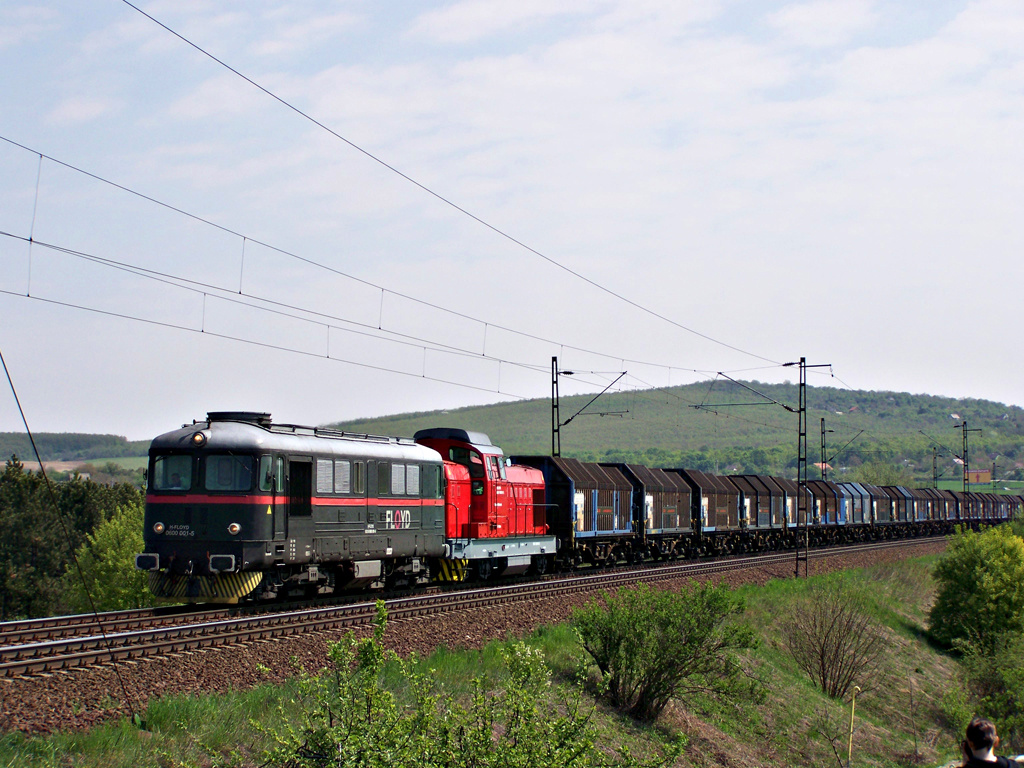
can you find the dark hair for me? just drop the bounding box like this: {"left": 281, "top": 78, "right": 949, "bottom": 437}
{"left": 966, "top": 717, "right": 998, "bottom": 750}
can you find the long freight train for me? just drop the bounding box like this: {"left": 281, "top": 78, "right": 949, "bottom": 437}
{"left": 135, "top": 412, "right": 1023, "bottom": 602}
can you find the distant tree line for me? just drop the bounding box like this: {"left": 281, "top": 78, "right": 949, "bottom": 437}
{"left": 0, "top": 432, "right": 149, "bottom": 462}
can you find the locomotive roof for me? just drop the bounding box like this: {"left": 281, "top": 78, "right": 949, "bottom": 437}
{"left": 412, "top": 427, "right": 503, "bottom": 455}
{"left": 149, "top": 413, "right": 442, "bottom": 463}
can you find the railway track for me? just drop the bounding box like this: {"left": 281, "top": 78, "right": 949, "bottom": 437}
{"left": 0, "top": 538, "right": 938, "bottom": 679}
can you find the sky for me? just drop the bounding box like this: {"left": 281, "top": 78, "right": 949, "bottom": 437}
{"left": 0, "top": 0, "right": 1022, "bottom": 443}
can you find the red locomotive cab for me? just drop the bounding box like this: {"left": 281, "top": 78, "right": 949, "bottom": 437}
{"left": 415, "top": 428, "right": 548, "bottom": 540}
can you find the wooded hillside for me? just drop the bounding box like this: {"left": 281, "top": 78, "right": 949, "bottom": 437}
{"left": 328, "top": 381, "right": 1024, "bottom": 484}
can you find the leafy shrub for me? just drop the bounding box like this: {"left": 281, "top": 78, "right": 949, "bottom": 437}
{"left": 783, "top": 581, "right": 885, "bottom": 699}
{"left": 262, "top": 602, "right": 680, "bottom": 767}
{"left": 961, "top": 632, "right": 1024, "bottom": 751}
{"left": 929, "top": 526, "right": 1024, "bottom": 651}
{"left": 571, "top": 581, "right": 761, "bottom": 723}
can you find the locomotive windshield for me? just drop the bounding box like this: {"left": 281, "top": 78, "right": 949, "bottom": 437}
{"left": 204, "top": 454, "right": 255, "bottom": 492}
{"left": 151, "top": 454, "right": 193, "bottom": 491}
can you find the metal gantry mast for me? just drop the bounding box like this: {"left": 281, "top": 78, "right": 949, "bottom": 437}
{"left": 782, "top": 357, "right": 830, "bottom": 578}
{"left": 820, "top": 417, "right": 834, "bottom": 481}
{"left": 551, "top": 356, "right": 561, "bottom": 457}
{"left": 796, "top": 358, "right": 809, "bottom": 578}
{"left": 955, "top": 420, "right": 981, "bottom": 495}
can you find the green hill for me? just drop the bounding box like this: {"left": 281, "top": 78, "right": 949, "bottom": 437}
{"left": 0, "top": 433, "right": 150, "bottom": 463}
{"left": 328, "top": 381, "right": 1024, "bottom": 486}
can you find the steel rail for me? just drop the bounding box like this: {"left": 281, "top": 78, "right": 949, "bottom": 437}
{"left": 0, "top": 537, "right": 940, "bottom": 679}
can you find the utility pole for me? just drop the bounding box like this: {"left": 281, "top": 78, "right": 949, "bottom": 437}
{"left": 551, "top": 356, "right": 561, "bottom": 457}
{"left": 933, "top": 447, "right": 938, "bottom": 489}
{"left": 796, "top": 358, "right": 808, "bottom": 578}
{"left": 820, "top": 418, "right": 834, "bottom": 481}
{"left": 782, "top": 357, "right": 830, "bottom": 578}
{"left": 956, "top": 421, "right": 981, "bottom": 494}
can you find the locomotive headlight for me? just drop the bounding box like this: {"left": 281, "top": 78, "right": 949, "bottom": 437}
{"left": 227, "top": 522, "right": 241, "bottom": 535}
{"left": 192, "top": 432, "right": 207, "bottom": 446}
{"left": 153, "top": 522, "right": 166, "bottom": 534}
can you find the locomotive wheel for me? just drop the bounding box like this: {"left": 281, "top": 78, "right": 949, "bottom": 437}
{"left": 531, "top": 555, "right": 549, "bottom": 576}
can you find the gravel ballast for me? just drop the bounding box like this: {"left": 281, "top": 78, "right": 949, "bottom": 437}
{"left": 0, "top": 540, "right": 945, "bottom": 735}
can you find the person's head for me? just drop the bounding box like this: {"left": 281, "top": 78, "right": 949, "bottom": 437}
{"left": 965, "top": 717, "right": 999, "bottom": 754}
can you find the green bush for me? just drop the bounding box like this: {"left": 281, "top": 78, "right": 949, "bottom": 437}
{"left": 571, "top": 581, "right": 761, "bottom": 723}
{"left": 262, "top": 602, "right": 680, "bottom": 768}
{"left": 928, "top": 525, "right": 1024, "bottom": 651}
{"left": 961, "top": 632, "right": 1024, "bottom": 751}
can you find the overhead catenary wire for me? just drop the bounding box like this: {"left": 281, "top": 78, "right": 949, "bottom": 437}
{"left": 0, "top": 135, "right": 732, "bottom": 390}
{"left": 0, "top": 285, "right": 532, "bottom": 400}
{"left": 116, "top": 0, "right": 781, "bottom": 368}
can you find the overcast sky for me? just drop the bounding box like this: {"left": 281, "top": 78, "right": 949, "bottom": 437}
{"left": 1, "top": 0, "right": 1022, "bottom": 442}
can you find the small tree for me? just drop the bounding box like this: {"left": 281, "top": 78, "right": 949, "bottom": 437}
{"left": 929, "top": 525, "right": 1024, "bottom": 652}
{"left": 783, "top": 581, "right": 884, "bottom": 699}
{"left": 571, "top": 581, "right": 760, "bottom": 722}
{"left": 61, "top": 502, "right": 152, "bottom": 613}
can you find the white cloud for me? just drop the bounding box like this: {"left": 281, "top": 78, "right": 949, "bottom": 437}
{"left": 251, "top": 10, "right": 361, "bottom": 56}
{"left": 409, "top": 0, "right": 607, "bottom": 44}
{"left": 769, "top": 0, "right": 878, "bottom": 48}
{"left": 46, "top": 96, "right": 117, "bottom": 124}
{"left": 166, "top": 73, "right": 268, "bottom": 121}
{"left": 0, "top": 5, "right": 58, "bottom": 50}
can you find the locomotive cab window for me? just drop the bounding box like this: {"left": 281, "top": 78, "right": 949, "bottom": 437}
{"left": 352, "top": 461, "right": 365, "bottom": 494}
{"left": 204, "top": 454, "right": 254, "bottom": 492}
{"left": 448, "top": 447, "right": 485, "bottom": 478}
{"left": 152, "top": 454, "right": 193, "bottom": 491}
{"left": 486, "top": 456, "right": 506, "bottom": 480}
{"left": 423, "top": 465, "right": 442, "bottom": 499}
{"left": 259, "top": 456, "right": 284, "bottom": 492}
